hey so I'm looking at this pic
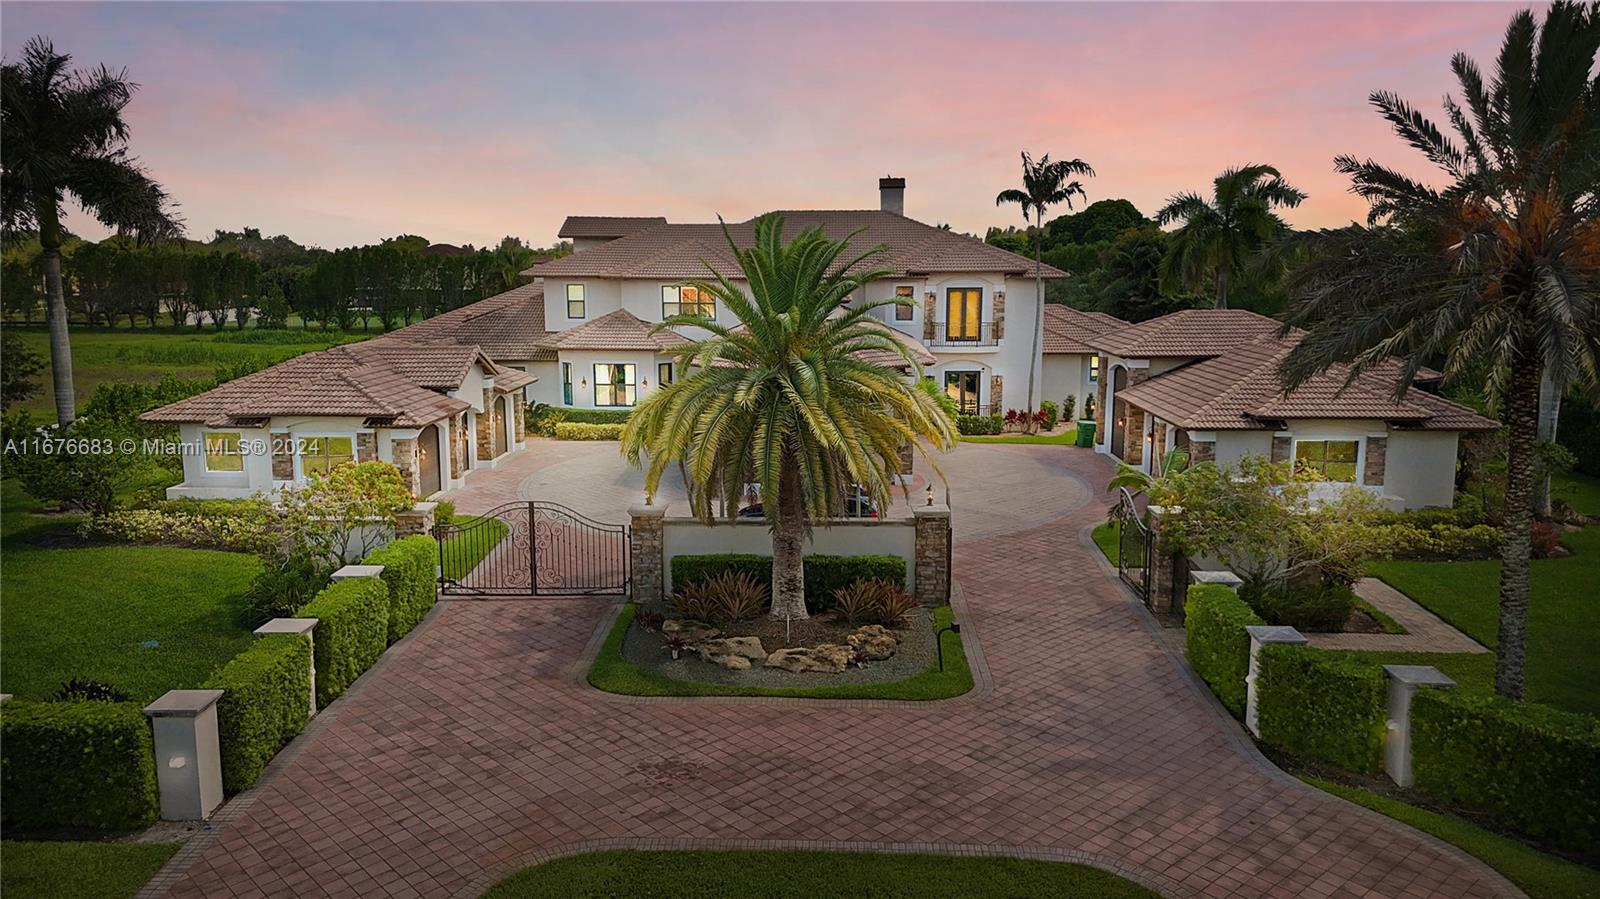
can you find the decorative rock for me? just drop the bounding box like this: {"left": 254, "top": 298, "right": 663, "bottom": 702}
{"left": 846, "top": 625, "right": 900, "bottom": 661}
{"left": 706, "top": 654, "right": 751, "bottom": 670}
{"left": 694, "top": 636, "right": 767, "bottom": 665}
{"left": 662, "top": 619, "right": 720, "bottom": 642}
{"left": 764, "top": 644, "right": 853, "bottom": 674}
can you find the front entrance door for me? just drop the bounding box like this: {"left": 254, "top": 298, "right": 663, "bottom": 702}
{"left": 417, "top": 424, "right": 442, "bottom": 496}
{"left": 494, "top": 397, "right": 509, "bottom": 456}
{"left": 944, "top": 371, "right": 980, "bottom": 415}
{"left": 1111, "top": 366, "right": 1129, "bottom": 459}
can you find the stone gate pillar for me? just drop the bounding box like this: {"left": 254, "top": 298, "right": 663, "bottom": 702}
{"left": 630, "top": 503, "right": 666, "bottom": 604}
{"left": 912, "top": 503, "right": 951, "bottom": 605}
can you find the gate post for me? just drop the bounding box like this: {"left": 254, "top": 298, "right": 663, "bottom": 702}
{"left": 912, "top": 502, "right": 952, "bottom": 605}
{"left": 630, "top": 503, "right": 666, "bottom": 604}
{"left": 1145, "top": 505, "right": 1185, "bottom": 618}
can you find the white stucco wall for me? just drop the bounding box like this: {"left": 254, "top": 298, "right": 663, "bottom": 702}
{"left": 1043, "top": 354, "right": 1094, "bottom": 419}
{"left": 1212, "top": 431, "right": 1275, "bottom": 467}
{"left": 555, "top": 349, "right": 665, "bottom": 410}
{"left": 661, "top": 517, "right": 917, "bottom": 593}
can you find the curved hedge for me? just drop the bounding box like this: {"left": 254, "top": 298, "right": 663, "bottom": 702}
{"left": 670, "top": 553, "right": 907, "bottom": 612}
{"left": 205, "top": 633, "right": 311, "bottom": 793}
{"left": 1412, "top": 688, "right": 1600, "bottom": 856}
{"left": 1183, "top": 584, "right": 1263, "bottom": 717}
{"left": 1255, "top": 645, "right": 1386, "bottom": 773}
{"left": 297, "top": 578, "right": 389, "bottom": 706}
{"left": 0, "top": 700, "right": 159, "bottom": 831}
{"left": 365, "top": 535, "right": 438, "bottom": 643}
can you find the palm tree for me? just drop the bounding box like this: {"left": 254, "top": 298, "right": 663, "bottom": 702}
{"left": 1156, "top": 165, "right": 1305, "bottom": 309}
{"left": 1279, "top": 1, "right": 1599, "bottom": 701}
{"left": 622, "top": 214, "right": 957, "bottom": 619}
{"left": 996, "top": 151, "right": 1095, "bottom": 413}
{"left": 1, "top": 37, "right": 180, "bottom": 425}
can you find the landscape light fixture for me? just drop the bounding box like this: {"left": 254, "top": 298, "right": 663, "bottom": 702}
{"left": 936, "top": 622, "right": 962, "bottom": 671}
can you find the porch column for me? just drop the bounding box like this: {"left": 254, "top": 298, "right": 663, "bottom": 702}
{"left": 630, "top": 503, "right": 666, "bottom": 604}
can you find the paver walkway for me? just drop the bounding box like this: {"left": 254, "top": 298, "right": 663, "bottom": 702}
{"left": 1307, "top": 578, "right": 1491, "bottom": 653}
{"left": 153, "top": 445, "right": 1518, "bottom": 899}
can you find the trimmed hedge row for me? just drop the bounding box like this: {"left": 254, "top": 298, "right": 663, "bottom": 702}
{"left": 670, "top": 553, "right": 907, "bottom": 611}
{"left": 297, "top": 578, "right": 389, "bottom": 706}
{"left": 553, "top": 422, "right": 624, "bottom": 440}
{"left": 0, "top": 700, "right": 159, "bottom": 831}
{"left": 1183, "top": 584, "right": 1262, "bottom": 717}
{"left": 561, "top": 408, "right": 632, "bottom": 425}
{"left": 1256, "top": 644, "right": 1387, "bottom": 773}
{"left": 205, "top": 633, "right": 312, "bottom": 793}
{"left": 955, "top": 414, "right": 1003, "bottom": 436}
{"left": 365, "top": 535, "right": 438, "bottom": 643}
{"left": 1412, "top": 688, "right": 1600, "bottom": 856}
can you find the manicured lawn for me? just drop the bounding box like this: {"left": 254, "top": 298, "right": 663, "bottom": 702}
{"left": 1328, "top": 650, "right": 1495, "bottom": 693}
{"left": 1553, "top": 471, "right": 1600, "bottom": 517}
{"left": 0, "top": 841, "right": 178, "bottom": 899}
{"left": 1092, "top": 521, "right": 1119, "bottom": 563}
{"left": 482, "top": 849, "right": 1157, "bottom": 898}
{"left": 588, "top": 604, "right": 973, "bottom": 700}
{"left": 1299, "top": 778, "right": 1600, "bottom": 899}
{"left": 439, "top": 513, "right": 509, "bottom": 581}
{"left": 962, "top": 429, "right": 1078, "bottom": 445}
{"left": 0, "top": 481, "right": 260, "bottom": 702}
{"left": 1366, "top": 526, "right": 1599, "bottom": 716}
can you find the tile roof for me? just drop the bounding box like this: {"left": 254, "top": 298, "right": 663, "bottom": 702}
{"left": 528, "top": 211, "right": 1067, "bottom": 281}
{"left": 557, "top": 216, "right": 668, "bottom": 239}
{"left": 1090, "top": 308, "right": 1285, "bottom": 359}
{"left": 1115, "top": 334, "right": 1497, "bottom": 432}
{"left": 541, "top": 309, "right": 690, "bottom": 352}
{"left": 387, "top": 283, "right": 557, "bottom": 361}
{"left": 1042, "top": 305, "right": 1127, "bottom": 354}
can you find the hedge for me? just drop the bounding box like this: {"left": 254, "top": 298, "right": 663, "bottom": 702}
{"left": 956, "top": 414, "right": 1002, "bottom": 436}
{"left": 1183, "top": 584, "right": 1263, "bottom": 717}
{"left": 1039, "top": 400, "right": 1059, "bottom": 431}
{"left": 670, "top": 553, "right": 907, "bottom": 611}
{"left": 1412, "top": 688, "right": 1600, "bottom": 855}
{"left": 296, "top": 577, "right": 389, "bottom": 706}
{"left": 205, "top": 633, "right": 312, "bottom": 793}
{"left": 364, "top": 535, "right": 438, "bottom": 643}
{"left": 1255, "top": 644, "right": 1386, "bottom": 773}
{"left": 561, "top": 408, "right": 632, "bottom": 425}
{"left": 0, "top": 700, "right": 159, "bottom": 831}
{"left": 553, "top": 422, "right": 625, "bottom": 440}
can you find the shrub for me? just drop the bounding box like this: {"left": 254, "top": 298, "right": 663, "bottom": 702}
{"left": 1373, "top": 522, "right": 1502, "bottom": 560}
{"left": 1239, "top": 580, "right": 1356, "bottom": 632}
{"left": 1412, "top": 689, "right": 1600, "bottom": 855}
{"left": 526, "top": 403, "right": 565, "bottom": 436}
{"left": 670, "top": 553, "right": 907, "bottom": 612}
{"left": 672, "top": 571, "right": 767, "bottom": 625}
{"left": 0, "top": 699, "right": 159, "bottom": 831}
{"left": 247, "top": 551, "right": 331, "bottom": 623}
{"left": 205, "top": 633, "right": 311, "bottom": 793}
{"left": 1183, "top": 584, "right": 1263, "bottom": 717}
{"left": 432, "top": 500, "right": 456, "bottom": 523}
{"left": 955, "top": 414, "right": 1003, "bottom": 436}
{"left": 364, "top": 535, "right": 438, "bottom": 643}
{"left": 53, "top": 678, "right": 133, "bottom": 703}
{"left": 78, "top": 508, "right": 276, "bottom": 553}
{"left": 833, "top": 578, "right": 916, "bottom": 626}
{"left": 1530, "top": 520, "right": 1565, "bottom": 558}
{"left": 1256, "top": 645, "right": 1386, "bottom": 773}
{"left": 553, "top": 422, "right": 625, "bottom": 440}
{"left": 296, "top": 578, "right": 389, "bottom": 706}
{"left": 1039, "top": 400, "right": 1059, "bottom": 431}
{"left": 561, "top": 408, "right": 633, "bottom": 425}
{"left": 1061, "top": 396, "right": 1076, "bottom": 421}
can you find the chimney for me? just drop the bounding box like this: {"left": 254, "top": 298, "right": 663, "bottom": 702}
{"left": 879, "top": 176, "right": 905, "bottom": 215}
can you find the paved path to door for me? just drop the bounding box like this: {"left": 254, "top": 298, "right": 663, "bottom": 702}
{"left": 155, "top": 444, "right": 1517, "bottom": 899}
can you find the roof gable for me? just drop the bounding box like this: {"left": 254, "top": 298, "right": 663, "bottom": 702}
{"left": 1091, "top": 308, "right": 1284, "bottom": 359}
{"left": 1043, "top": 305, "right": 1127, "bottom": 354}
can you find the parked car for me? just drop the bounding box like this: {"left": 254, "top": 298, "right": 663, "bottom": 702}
{"left": 737, "top": 485, "right": 878, "bottom": 519}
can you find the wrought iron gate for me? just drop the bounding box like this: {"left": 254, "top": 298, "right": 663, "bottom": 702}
{"left": 1113, "top": 487, "right": 1152, "bottom": 609}
{"left": 435, "top": 501, "right": 630, "bottom": 597}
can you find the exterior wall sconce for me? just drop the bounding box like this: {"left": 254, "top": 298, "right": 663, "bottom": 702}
{"left": 995, "top": 289, "right": 1005, "bottom": 300}
{"left": 641, "top": 379, "right": 649, "bottom": 388}
{"left": 580, "top": 377, "right": 588, "bottom": 388}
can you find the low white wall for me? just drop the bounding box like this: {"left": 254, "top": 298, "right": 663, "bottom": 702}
{"left": 661, "top": 517, "right": 917, "bottom": 593}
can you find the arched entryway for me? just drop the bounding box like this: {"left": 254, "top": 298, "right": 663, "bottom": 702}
{"left": 1110, "top": 366, "right": 1129, "bottom": 459}
{"left": 417, "top": 424, "right": 442, "bottom": 496}
{"left": 494, "top": 397, "right": 510, "bottom": 456}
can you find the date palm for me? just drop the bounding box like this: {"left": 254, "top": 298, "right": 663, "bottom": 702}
{"left": 622, "top": 214, "right": 957, "bottom": 619}
{"left": 1279, "top": 1, "right": 1600, "bottom": 700}
{"left": 2, "top": 37, "right": 180, "bottom": 425}
{"left": 996, "top": 150, "right": 1094, "bottom": 413}
{"left": 1156, "top": 165, "right": 1306, "bottom": 309}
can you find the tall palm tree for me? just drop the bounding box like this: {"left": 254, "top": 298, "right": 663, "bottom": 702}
{"left": 1279, "top": 1, "right": 1599, "bottom": 700}
{"left": 622, "top": 214, "right": 957, "bottom": 619}
{"left": 1, "top": 37, "right": 180, "bottom": 425}
{"left": 1156, "top": 165, "right": 1305, "bottom": 309}
{"left": 996, "top": 150, "right": 1094, "bottom": 413}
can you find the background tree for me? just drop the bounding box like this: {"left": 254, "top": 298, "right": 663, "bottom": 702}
{"left": 1279, "top": 1, "right": 1599, "bottom": 700}
{"left": 1156, "top": 165, "right": 1305, "bottom": 309}
{"left": 622, "top": 214, "right": 957, "bottom": 619}
{"left": 996, "top": 150, "right": 1095, "bottom": 412}
{"left": 1, "top": 37, "right": 181, "bottom": 424}
{"left": 1, "top": 331, "right": 45, "bottom": 409}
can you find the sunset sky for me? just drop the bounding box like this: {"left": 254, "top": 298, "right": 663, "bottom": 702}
{"left": 3, "top": 2, "right": 1527, "bottom": 249}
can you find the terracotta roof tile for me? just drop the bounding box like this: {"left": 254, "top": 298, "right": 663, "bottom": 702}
{"left": 1043, "top": 305, "right": 1127, "bottom": 354}
{"left": 1091, "top": 308, "right": 1284, "bottom": 358}
{"left": 387, "top": 283, "right": 557, "bottom": 361}
{"left": 543, "top": 309, "right": 689, "bottom": 352}
{"left": 557, "top": 216, "right": 668, "bottom": 239}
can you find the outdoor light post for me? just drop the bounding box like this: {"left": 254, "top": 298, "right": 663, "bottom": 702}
{"left": 936, "top": 622, "right": 961, "bottom": 671}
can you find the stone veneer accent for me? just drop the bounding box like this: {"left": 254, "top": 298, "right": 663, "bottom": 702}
{"left": 513, "top": 399, "right": 526, "bottom": 440}
{"left": 450, "top": 413, "right": 467, "bottom": 479}
{"left": 628, "top": 504, "right": 666, "bottom": 604}
{"left": 356, "top": 432, "right": 377, "bottom": 463}
{"left": 912, "top": 503, "right": 951, "bottom": 606}
{"left": 1271, "top": 435, "right": 1292, "bottom": 463}
{"left": 1364, "top": 436, "right": 1387, "bottom": 486}
{"left": 271, "top": 433, "right": 293, "bottom": 480}
{"left": 476, "top": 389, "right": 496, "bottom": 461}
{"left": 392, "top": 437, "right": 420, "bottom": 495}
{"left": 923, "top": 294, "right": 936, "bottom": 342}
{"left": 395, "top": 502, "right": 436, "bottom": 537}
{"left": 989, "top": 374, "right": 1004, "bottom": 415}
{"left": 1122, "top": 406, "right": 1146, "bottom": 466}
{"left": 1190, "top": 440, "right": 1215, "bottom": 463}
{"left": 1094, "top": 364, "right": 1107, "bottom": 435}
{"left": 1151, "top": 422, "right": 1168, "bottom": 472}
{"left": 993, "top": 290, "right": 1005, "bottom": 341}
{"left": 1145, "top": 506, "right": 1185, "bottom": 618}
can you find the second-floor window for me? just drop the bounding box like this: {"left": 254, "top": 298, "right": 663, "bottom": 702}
{"left": 566, "top": 284, "right": 585, "bottom": 318}
{"left": 657, "top": 362, "right": 673, "bottom": 386}
{"left": 894, "top": 285, "right": 915, "bottom": 321}
{"left": 945, "top": 288, "right": 982, "bottom": 341}
{"left": 1090, "top": 355, "right": 1100, "bottom": 383}
{"left": 594, "top": 363, "right": 637, "bottom": 407}
{"left": 662, "top": 285, "right": 714, "bottom": 319}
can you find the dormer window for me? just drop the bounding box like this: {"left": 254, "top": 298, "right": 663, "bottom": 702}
{"left": 662, "top": 285, "right": 714, "bottom": 319}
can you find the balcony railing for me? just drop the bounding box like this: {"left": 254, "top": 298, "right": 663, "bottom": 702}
{"left": 929, "top": 321, "right": 1000, "bottom": 347}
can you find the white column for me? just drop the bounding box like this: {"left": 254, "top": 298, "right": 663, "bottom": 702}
{"left": 254, "top": 617, "right": 319, "bottom": 719}
{"left": 1382, "top": 665, "right": 1456, "bottom": 787}
{"left": 143, "top": 690, "right": 226, "bottom": 821}
{"left": 1244, "top": 625, "right": 1307, "bottom": 737}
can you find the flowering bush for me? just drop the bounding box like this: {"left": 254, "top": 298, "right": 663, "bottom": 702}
{"left": 78, "top": 508, "right": 276, "bottom": 553}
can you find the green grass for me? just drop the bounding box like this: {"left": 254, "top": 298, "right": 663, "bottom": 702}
{"left": 1092, "top": 521, "right": 1119, "bottom": 563}
{"left": 588, "top": 604, "right": 973, "bottom": 700}
{"left": 439, "top": 513, "right": 509, "bottom": 581}
{"left": 0, "top": 841, "right": 178, "bottom": 899}
{"left": 1553, "top": 471, "right": 1600, "bottom": 517}
{"left": 482, "top": 849, "right": 1157, "bottom": 898}
{"left": 1366, "top": 526, "right": 1599, "bottom": 716}
{"left": 1326, "top": 650, "right": 1496, "bottom": 692}
{"left": 1, "top": 481, "right": 260, "bottom": 702}
{"left": 961, "top": 429, "right": 1079, "bottom": 445}
{"left": 1353, "top": 596, "right": 1408, "bottom": 634}
{"left": 1299, "top": 777, "right": 1600, "bottom": 898}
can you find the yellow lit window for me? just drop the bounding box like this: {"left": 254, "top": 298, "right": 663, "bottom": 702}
{"left": 894, "top": 285, "right": 915, "bottom": 321}
{"left": 1295, "top": 439, "right": 1360, "bottom": 482}
{"left": 300, "top": 436, "right": 355, "bottom": 476}
{"left": 203, "top": 431, "right": 244, "bottom": 472}
{"left": 662, "top": 285, "right": 714, "bottom": 319}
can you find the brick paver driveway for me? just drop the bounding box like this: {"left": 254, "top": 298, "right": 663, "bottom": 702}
{"left": 153, "top": 443, "right": 1517, "bottom": 898}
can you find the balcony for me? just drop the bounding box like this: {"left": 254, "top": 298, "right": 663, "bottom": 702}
{"left": 929, "top": 321, "right": 1001, "bottom": 348}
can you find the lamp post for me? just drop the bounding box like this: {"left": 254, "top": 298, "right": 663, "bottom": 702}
{"left": 936, "top": 621, "right": 961, "bottom": 671}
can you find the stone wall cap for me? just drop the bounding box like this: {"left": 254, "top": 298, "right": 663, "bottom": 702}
{"left": 629, "top": 503, "right": 668, "bottom": 518}
{"left": 912, "top": 504, "right": 951, "bottom": 518}
{"left": 410, "top": 501, "right": 439, "bottom": 513}
{"left": 1190, "top": 570, "right": 1244, "bottom": 587}
{"left": 1245, "top": 625, "right": 1308, "bottom": 645}
{"left": 1383, "top": 665, "right": 1457, "bottom": 688}
{"left": 331, "top": 564, "right": 386, "bottom": 580}
{"left": 144, "top": 689, "right": 225, "bottom": 718}
{"left": 254, "top": 617, "right": 318, "bottom": 637}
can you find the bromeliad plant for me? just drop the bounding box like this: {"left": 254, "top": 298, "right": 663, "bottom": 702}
{"left": 622, "top": 214, "right": 957, "bottom": 620}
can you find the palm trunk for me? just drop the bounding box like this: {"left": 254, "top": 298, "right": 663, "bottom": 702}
{"left": 1494, "top": 356, "right": 1540, "bottom": 700}
{"left": 769, "top": 463, "right": 809, "bottom": 620}
{"left": 1533, "top": 373, "right": 1560, "bottom": 517}
{"left": 37, "top": 200, "right": 76, "bottom": 426}
{"left": 1025, "top": 215, "right": 1042, "bottom": 414}
{"left": 1215, "top": 267, "right": 1229, "bottom": 310}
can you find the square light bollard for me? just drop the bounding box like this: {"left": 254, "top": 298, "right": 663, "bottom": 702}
{"left": 143, "top": 690, "right": 226, "bottom": 821}
{"left": 254, "top": 617, "right": 319, "bottom": 719}
{"left": 1244, "top": 625, "right": 1307, "bottom": 738}
{"left": 1383, "top": 665, "right": 1456, "bottom": 788}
